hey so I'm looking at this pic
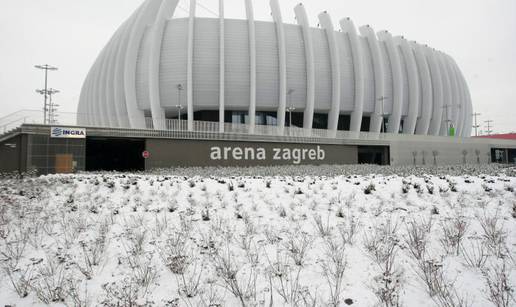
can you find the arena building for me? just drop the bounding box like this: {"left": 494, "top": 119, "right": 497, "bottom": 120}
{"left": 1, "top": 0, "right": 515, "bottom": 175}
{"left": 77, "top": 0, "right": 472, "bottom": 138}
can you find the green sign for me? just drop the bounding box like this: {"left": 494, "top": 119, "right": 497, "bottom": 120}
{"left": 449, "top": 126, "right": 455, "bottom": 136}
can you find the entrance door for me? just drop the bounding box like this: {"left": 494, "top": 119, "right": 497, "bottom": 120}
{"left": 86, "top": 138, "right": 145, "bottom": 172}
{"left": 55, "top": 154, "right": 73, "bottom": 173}
{"left": 358, "top": 146, "right": 390, "bottom": 165}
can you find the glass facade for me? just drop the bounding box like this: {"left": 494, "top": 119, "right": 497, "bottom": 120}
{"left": 28, "top": 134, "right": 86, "bottom": 175}
{"left": 172, "top": 110, "right": 365, "bottom": 131}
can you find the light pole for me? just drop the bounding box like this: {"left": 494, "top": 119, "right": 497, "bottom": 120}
{"left": 176, "top": 84, "right": 184, "bottom": 129}
{"left": 47, "top": 88, "right": 60, "bottom": 124}
{"left": 472, "top": 112, "right": 481, "bottom": 137}
{"left": 36, "top": 88, "right": 60, "bottom": 124}
{"left": 484, "top": 120, "right": 493, "bottom": 135}
{"left": 287, "top": 89, "right": 295, "bottom": 127}
{"left": 378, "top": 96, "right": 388, "bottom": 133}
{"left": 442, "top": 104, "right": 452, "bottom": 136}
{"left": 35, "top": 64, "right": 58, "bottom": 124}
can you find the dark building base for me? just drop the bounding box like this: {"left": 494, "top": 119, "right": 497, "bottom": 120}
{"left": 0, "top": 125, "right": 392, "bottom": 175}
{"left": 2, "top": 124, "right": 514, "bottom": 175}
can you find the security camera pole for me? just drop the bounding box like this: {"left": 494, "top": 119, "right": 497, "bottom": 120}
{"left": 35, "top": 64, "right": 58, "bottom": 124}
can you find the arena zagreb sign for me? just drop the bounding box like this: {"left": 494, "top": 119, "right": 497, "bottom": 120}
{"left": 210, "top": 145, "right": 326, "bottom": 164}
{"left": 50, "top": 127, "right": 87, "bottom": 139}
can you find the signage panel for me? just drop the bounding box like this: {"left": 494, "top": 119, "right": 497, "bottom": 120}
{"left": 50, "top": 127, "right": 87, "bottom": 139}
{"left": 145, "top": 139, "right": 359, "bottom": 168}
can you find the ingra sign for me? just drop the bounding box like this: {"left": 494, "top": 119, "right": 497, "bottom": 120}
{"left": 51, "top": 127, "right": 86, "bottom": 139}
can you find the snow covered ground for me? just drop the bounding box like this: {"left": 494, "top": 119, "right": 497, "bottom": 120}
{"left": 0, "top": 165, "right": 515, "bottom": 306}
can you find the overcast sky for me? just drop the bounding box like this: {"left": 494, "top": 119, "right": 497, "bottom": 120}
{"left": 1, "top": 0, "right": 515, "bottom": 134}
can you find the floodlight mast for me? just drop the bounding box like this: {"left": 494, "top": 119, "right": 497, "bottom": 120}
{"left": 47, "top": 88, "right": 60, "bottom": 124}
{"left": 35, "top": 64, "right": 58, "bottom": 124}
{"left": 35, "top": 88, "right": 60, "bottom": 124}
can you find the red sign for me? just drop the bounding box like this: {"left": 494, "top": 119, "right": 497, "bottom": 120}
{"left": 142, "top": 151, "right": 150, "bottom": 159}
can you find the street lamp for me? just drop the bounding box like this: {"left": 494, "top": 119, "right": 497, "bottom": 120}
{"left": 176, "top": 84, "right": 184, "bottom": 129}
{"left": 35, "top": 64, "right": 58, "bottom": 124}
{"left": 442, "top": 104, "right": 454, "bottom": 136}
{"left": 287, "top": 89, "right": 295, "bottom": 128}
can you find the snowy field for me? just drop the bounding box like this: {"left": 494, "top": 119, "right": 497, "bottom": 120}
{"left": 0, "top": 165, "right": 515, "bottom": 306}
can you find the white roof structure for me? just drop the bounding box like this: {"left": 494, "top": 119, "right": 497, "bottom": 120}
{"left": 78, "top": 0, "right": 473, "bottom": 137}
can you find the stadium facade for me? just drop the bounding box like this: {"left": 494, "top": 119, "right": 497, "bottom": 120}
{"left": 3, "top": 0, "right": 515, "bottom": 175}
{"left": 77, "top": 0, "right": 473, "bottom": 138}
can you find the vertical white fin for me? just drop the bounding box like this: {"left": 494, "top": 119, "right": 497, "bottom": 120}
{"left": 270, "top": 0, "right": 287, "bottom": 130}
{"left": 294, "top": 4, "right": 315, "bottom": 130}
{"left": 341, "top": 18, "right": 364, "bottom": 133}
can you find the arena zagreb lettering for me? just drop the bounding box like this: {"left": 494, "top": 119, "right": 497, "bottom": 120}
{"left": 210, "top": 146, "right": 326, "bottom": 164}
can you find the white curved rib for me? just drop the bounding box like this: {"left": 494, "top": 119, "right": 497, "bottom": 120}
{"left": 458, "top": 70, "right": 467, "bottom": 137}
{"left": 88, "top": 70, "right": 97, "bottom": 125}
{"left": 219, "top": 0, "right": 225, "bottom": 133}
{"left": 460, "top": 95, "right": 469, "bottom": 137}
{"left": 466, "top": 92, "right": 473, "bottom": 137}
{"left": 462, "top": 74, "right": 473, "bottom": 137}
{"left": 340, "top": 18, "right": 364, "bottom": 132}
{"left": 187, "top": 0, "right": 196, "bottom": 131}
{"left": 295, "top": 4, "right": 315, "bottom": 130}
{"left": 92, "top": 56, "right": 103, "bottom": 125}
{"left": 445, "top": 55, "right": 460, "bottom": 134}
{"left": 245, "top": 0, "right": 257, "bottom": 134}
{"left": 425, "top": 47, "right": 444, "bottom": 136}
{"left": 124, "top": 0, "right": 161, "bottom": 129}
{"left": 318, "top": 12, "right": 341, "bottom": 133}
{"left": 114, "top": 15, "right": 138, "bottom": 128}
{"left": 378, "top": 31, "right": 403, "bottom": 134}
{"left": 453, "top": 65, "right": 465, "bottom": 136}
{"left": 441, "top": 53, "right": 459, "bottom": 136}
{"left": 86, "top": 75, "right": 93, "bottom": 125}
{"left": 105, "top": 31, "right": 123, "bottom": 128}
{"left": 89, "top": 57, "right": 100, "bottom": 126}
{"left": 394, "top": 36, "right": 419, "bottom": 134}
{"left": 449, "top": 57, "right": 469, "bottom": 137}
{"left": 96, "top": 47, "right": 110, "bottom": 127}
{"left": 446, "top": 55, "right": 464, "bottom": 136}
{"left": 456, "top": 63, "right": 471, "bottom": 137}
{"left": 436, "top": 51, "right": 452, "bottom": 136}
{"left": 359, "top": 25, "right": 385, "bottom": 133}
{"left": 149, "top": 0, "right": 180, "bottom": 130}
{"left": 77, "top": 74, "right": 88, "bottom": 125}
{"left": 79, "top": 71, "right": 91, "bottom": 125}
{"left": 270, "top": 0, "right": 287, "bottom": 129}
{"left": 411, "top": 42, "right": 433, "bottom": 135}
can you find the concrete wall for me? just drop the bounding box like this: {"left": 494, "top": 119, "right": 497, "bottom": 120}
{"left": 145, "top": 138, "right": 358, "bottom": 168}
{"left": 0, "top": 135, "right": 27, "bottom": 173}
{"left": 389, "top": 137, "right": 514, "bottom": 166}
